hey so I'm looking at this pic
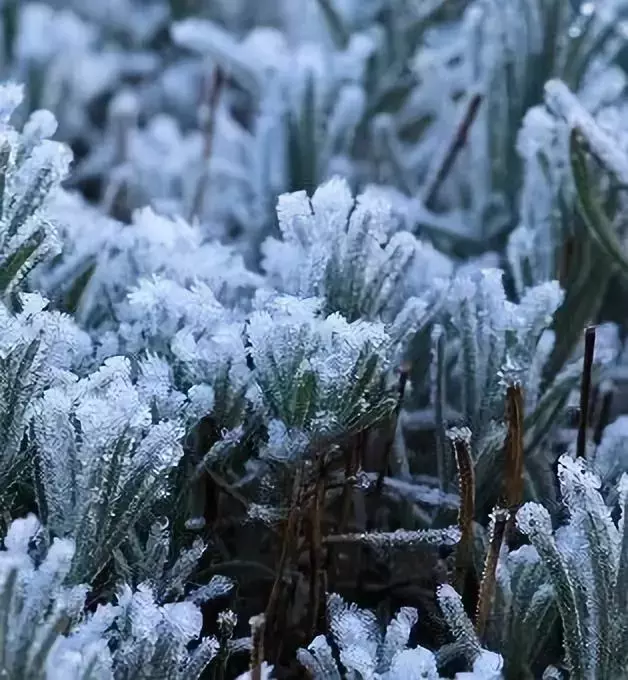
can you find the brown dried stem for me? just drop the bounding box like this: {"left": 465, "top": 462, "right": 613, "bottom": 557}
{"left": 503, "top": 384, "right": 525, "bottom": 516}
{"left": 449, "top": 428, "right": 475, "bottom": 597}
{"left": 577, "top": 325, "right": 597, "bottom": 458}
{"left": 249, "top": 613, "right": 266, "bottom": 680}
{"left": 475, "top": 507, "right": 508, "bottom": 639}
{"left": 264, "top": 465, "right": 304, "bottom": 654}
{"left": 308, "top": 454, "right": 326, "bottom": 638}
{"left": 422, "top": 93, "right": 483, "bottom": 210}
{"left": 188, "top": 64, "right": 225, "bottom": 222}
{"left": 375, "top": 364, "right": 410, "bottom": 496}
{"left": 475, "top": 384, "right": 525, "bottom": 638}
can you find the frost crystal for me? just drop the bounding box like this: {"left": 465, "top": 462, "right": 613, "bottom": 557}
{"left": 32, "top": 356, "right": 185, "bottom": 583}
{"left": 247, "top": 294, "right": 397, "bottom": 452}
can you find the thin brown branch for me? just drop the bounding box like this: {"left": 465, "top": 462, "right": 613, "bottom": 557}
{"left": 249, "top": 613, "right": 266, "bottom": 680}
{"left": 476, "top": 384, "right": 525, "bottom": 638}
{"left": 503, "top": 384, "right": 525, "bottom": 513}
{"left": 338, "top": 438, "right": 360, "bottom": 534}
{"left": 448, "top": 427, "right": 475, "bottom": 597}
{"left": 577, "top": 326, "right": 597, "bottom": 458}
{"left": 375, "top": 363, "right": 410, "bottom": 496}
{"left": 308, "top": 454, "right": 326, "bottom": 638}
{"left": 475, "top": 507, "right": 508, "bottom": 639}
{"left": 188, "top": 65, "right": 225, "bottom": 222}
{"left": 264, "top": 466, "right": 303, "bottom": 646}
{"left": 422, "top": 93, "right": 483, "bottom": 210}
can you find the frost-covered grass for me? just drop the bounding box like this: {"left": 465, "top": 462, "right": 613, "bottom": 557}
{"left": 3, "top": 1, "right": 628, "bottom": 678}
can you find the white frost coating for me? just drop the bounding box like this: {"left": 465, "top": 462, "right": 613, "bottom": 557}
{"left": 0, "top": 516, "right": 113, "bottom": 680}
{"left": 264, "top": 177, "right": 446, "bottom": 329}
{"left": 386, "top": 647, "right": 440, "bottom": 679}
{"left": 516, "top": 502, "right": 553, "bottom": 536}
{"left": 32, "top": 355, "right": 185, "bottom": 583}
{"left": 545, "top": 79, "right": 628, "bottom": 186}
{"left": 235, "top": 662, "right": 275, "bottom": 680}
{"left": 246, "top": 293, "right": 395, "bottom": 449}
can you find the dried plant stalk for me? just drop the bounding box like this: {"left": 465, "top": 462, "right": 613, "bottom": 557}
{"left": 422, "top": 93, "right": 483, "bottom": 209}
{"left": 577, "top": 326, "right": 597, "bottom": 458}
{"left": 308, "top": 454, "right": 326, "bottom": 638}
{"left": 503, "top": 384, "right": 525, "bottom": 513}
{"left": 475, "top": 384, "right": 525, "bottom": 638}
{"left": 375, "top": 363, "right": 410, "bottom": 495}
{"left": 475, "top": 507, "right": 508, "bottom": 639}
{"left": 448, "top": 427, "right": 475, "bottom": 597}
{"left": 264, "top": 465, "right": 304, "bottom": 654}
{"left": 249, "top": 613, "right": 266, "bottom": 680}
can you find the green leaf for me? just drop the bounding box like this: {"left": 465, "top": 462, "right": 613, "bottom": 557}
{"left": 570, "top": 130, "right": 628, "bottom": 279}
{"left": 0, "top": 228, "right": 44, "bottom": 296}
{"left": 314, "top": 0, "right": 350, "bottom": 49}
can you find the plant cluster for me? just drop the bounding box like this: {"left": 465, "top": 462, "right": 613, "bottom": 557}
{"left": 2, "top": 0, "right": 628, "bottom": 678}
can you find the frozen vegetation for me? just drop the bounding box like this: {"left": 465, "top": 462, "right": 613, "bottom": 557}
{"left": 2, "top": 0, "right": 628, "bottom": 678}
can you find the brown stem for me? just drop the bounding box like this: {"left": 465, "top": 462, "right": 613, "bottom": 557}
{"left": 264, "top": 466, "right": 303, "bottom": 652}
{"left": 308, "top": 455, "right": 326, "bottom": 638}
{"left": 249, "top": 614, "right": 266, "bottom": 680}
{"left": 422, "top": 93, "right": 483, "bottom": 210}
{"left": 577, "top": 326, "right": 596, "bottom": 458}
{"left": 475, "top": 507, "right": 508, "bottom": 639}
{"left": 188, "top": 65, "right": 225, "bottom": 222}
{"left": 476, "top": 384, "right": 525, "bottom": 638}
{"left": 338, "top": 439, "right": 360, "bottom": 534}
{"left": 375, "top": 364, "right": 410, "bottom": 497}
{"left": 504, "top": 384, "right": 525, "bottom": 513}
{"left": 357, "top": 366, "right": 410, "bottom": 595}
{"left": 449, "top": 428, "right": 475, "bottom": 597}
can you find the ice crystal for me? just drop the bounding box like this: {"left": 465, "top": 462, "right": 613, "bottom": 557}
{"left": 32, "top": 356, "right": 185, "bottom": 583}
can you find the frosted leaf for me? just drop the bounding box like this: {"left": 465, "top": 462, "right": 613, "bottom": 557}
{"left": 264, "top": 178, "right": 446, "bottom": 328}
{"left": 247, "top": 295, "right": 396, "bottom": 448}
{"left": 109, "top": 580, "right": 219, "bottom": 679}
{"left": 23, "top": 110, "right": 58, "bottom": 145}
{"left": 304, "top": 594, "right": 446, "bottom": 678}
{"left": 188, "top": 575, "right": 234, "bottom": 605}
{"left": 33, "top": 357, "right": 186, "bottom": 583}
{"left": 327, "top": 593, "right": 379, "bottom": 675}
{"left": 437, "top": 584, "right": 482, "bottom": 660}
{"left": 516, "top": 106, "right": 558, "bottom": 161}
{"left": 186, "top": 383, "right": 216, "bottom": 422}
{"left": 440, "top": 262, "right": 570, "bottom": 474}
{"left": 516, "top": 503, "right": 553, "bottom": 537}
{"left": 0, "top": 291, "right": 92, "bottom": 501}
{"left": 545, "top": 79, "right": 628, "bottom": 186}
{"left": 125, "top": 583, "right": 163, "bottom": 643}
{"left": 512, "top": 281, "right": 564, "bottom": 341}
{"left": 136, "top": 353, "right": 187, "bottom": 421}
{"left": 297, "top": 635, "right": 341, "bottom": 680}
{"left": 385, "top": 647, "right": 439, "bottom": 679}
{"left": 4, "top": 513, "right": 42, "bottom": 554}
{"left": 0, "top": 83, "right": 24, "bottom": 124}
{"left": 0, "top": 516, "right": 113, "bottom": 680}
{"left": 379, "top": 607, "right": 419, "bottom": 671}
{"left": 0, "top": 93, "right": 73, "bottom": 300}
{"left": 235, "top": 662, "right": 275, "bottom": 680}
{"left": 162, "top": 601, "right": 203, "bottom": 642}
{"left": 455, "top": 650, "right": 504, "bottom": 679}
{"left": 262, "top": 419, "right": 310, "bottom": 461}
{"left": 46, "top": 205, "right": 261, "bottom": 329}
{"left": 591, "top": 416, "right": 628, "bottom": 487}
